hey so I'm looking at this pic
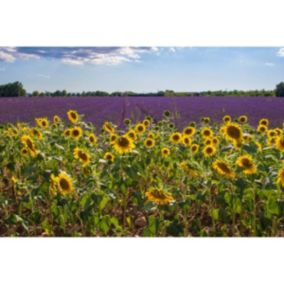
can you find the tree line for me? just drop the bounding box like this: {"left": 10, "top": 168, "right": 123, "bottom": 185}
{"left": 1, "top": 81, "right": 284, "bottom": 97}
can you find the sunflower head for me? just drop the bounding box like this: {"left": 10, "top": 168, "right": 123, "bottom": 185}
{"left": 53, "top": 115, "right": 62, "bottom": 125}
{"left": 30, "top": 128, "right": 43, "bottom": 140}
{"left": 73, "top": 147, "right": 91, "bottom": 167}
{"left": 277, "top": 168, "right": 284, "bottom": 188}
{"left": 276, "top": 136, "right": 284, "bottom": 152}
{"left": 259, "top": 118, "right": 269, "bottom": 127}
{"left": 182, "top": 136, "right": 191, "bottom": 146}
{"left": 103, "top": 121, "right": 115, "bottom": 134}
{"left": 71, "top": 126, "right": 83, "bottom": 140}
{"left": 212, "top": 159, "right": 235, "bottom": 178}
{"left": 224, "top": 123, "right": 243, "bottom": 142}
{"left": 201, "top": 127, "right": 213, "bottom": 138}
{"left": 161, "top": 147, "right": 170, "bottom": 157}
{"left": 20, "top": 135, "right": 37, "bottom": 157}
{"left": 35, "top": 117, "right": 49, "bottom": 129}
{"left": 143, "top": 119, "right": 151, "bottom": 127}
{"left": 145, "top": 187, "right": 174, "bottom": 205}
{"left": 191, "top": 143, "right": 199, "bottom": 154}
{"left": 144, "top": 138, "right": 155, "bottom": 149}
{"left": 113, "top": 135, "right": 135, "bottom": 154}
{"left": 126, "top": 130, "right": 137, "bottom": 141}
{"left": 201, "top": 117, "right": 211, "bottom": 124}
{"left": 238, "top": 115, "right": 248, "bottom": 124}
{"left": 104, "top": 152, "right": 115, "bottom": 162}
{"left": 135, "top": 123, "right": 146, "bottom": 135}
{"left": 170, "top": 132, "right": 182, "bottom": 144}
{"left": 57, "top": 171, "right": 75, "bottom": 196}
{"left": 236, "top": 154, "right": 256, "bottom": 174}
{"left": 257, "top": 125, "right": 268, "bottom": 134}
{"left": 203, "top": 145, "right": 216, "bottom": 157}
{"left": 222, "top": 115, "right": 232, "bottom": 124}
{"left": 67, "top": 110, "right": 79, "bottom": 124}
{"left": 88, "top": 133, "right": 97, "bottom": 145}
{"left": 123, "top": 118, "right": 131, "bottom": 126}
{"left": 183, "top": 126, "right": 196, "bottom": 137}
{"left": 163, "top": 110, "right": 171, "bottom": 117}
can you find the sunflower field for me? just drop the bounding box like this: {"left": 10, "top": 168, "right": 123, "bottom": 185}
{"left": 0, "top": 109, "right": 284, "bottom": 236}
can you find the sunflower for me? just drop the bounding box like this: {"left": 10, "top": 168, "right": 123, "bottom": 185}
{"left": 143, "top": 119, "right": 151, "bottom": 127}
{"left": 88, "top": 133, "right": 97, "bottom": 145}
{"left": 73, "top": 147, "right": 91, "bottom": 167}
{"left": 147, "top": 132, "right": 155, "bottom": 139}
{"left": 49, "top": 174, "right": 58, "bottom": 196}
{"left": 57, "top": 171, "right": 75, "bottom": 196}
{"left": 103, "top": 121, "right": 115, "bottom": 134}
{"left": 20, "top": 135, "right": 37, "bottom": 157}
{"left": 243, "top": 134, "right": 253, "bottom": 143}
{"left": 71, "top": 126, "right": 83, "bottom": 140}
{"left": 183, "top": 126, "right": 196, "bottom": 137}
{"left": 259, "top": 118, "right": 269, "bottom": 127}
{"left": 126, "top": 130, "right": 137, "bottom": 141}
{"left": 212, "top": 160, "right": 235, "bottom": 178}
{"left": 211, "top": 137, "right": 219, "bottom": 145}
{"left": 21, "top": 147, "right": 29, "bottom": 156}
{"left": 257, "top": 125, "right": 268, "bottom": 134}
{"left": 203, "top": 145, "right": 216, "bottom": 157}
{"left": 191, "top": 143, "right": 199, "bottom": 154}
{"left": 267, "top": 130, "right": 277, "bottom": 139}
{"left": 238, "top": 115, "right": 248, "bottom": 124}
{"left": 201, "top": 127, "right": 213, "bottom": 138}
{"left": 275, "top": 128, "right": 283, "bottom": 136}
{"left": 67, "top": 110, "right": 79, "bottom": 124}
{"left": 123, "top": 118, "right": 131, "bottom": 126}
{"left": 113, "top": 135, "right": 135, "bottom": 154}
{"left": 222, "top": 115, "right": 232, "bottom": 124}
{"left": 204, "top": 138, "right": 212, "bottom": 146}
{"left": 277, "top": 168, "right": 284, "bottom": 188}
{"left": 64, "top": 128, "right": 71, "bottom": 137}
{"left": 35, "top": 117, "right": 49, "bottom": 129}
{"left": 104, "top": 152, "right": 115, "bottom": 162}
{"left": 53, "top": 115, "right": 61, "bottom": 125}
{"left": 135, "top": 123, "right": 146, "bottom": 135}
{"left": 236, "top": 155, "right": 256, "bottom": 174}
{"left": 145, "top": 187, "right": 174, "bottom": 205}
{"left": 268, "top": 137, "right": 276, "bottom": 147}
{"left": 144, "top": 138, "right": 155, "bottom": 149}
{"left": 255, "top": 142, "right": 262, "bottom": 152}
{"left": 224, "top": 123, "right": 243, "bottom": 142}
{"left": 161, "top": 147, "right": 170, "bottom": 157}
{"left": 110, "top": 133, "right": 118, "bottom": 144}
{"left": 30, "top": 128, "right": 43, "bottom": 140}
{"left": 169, "top": 132, "right": 182, "bottom": 144}
{"left": 182, "top": 136, "right": 191, "bottom": 146}
{"left": 201, "top": 117, "right": 211, "bottom": 124}
{"left": 276, "top": 136, "right": 284, "bottom": 152}
{"left": 163, "top": 110, "right": 171, "bottom": 117}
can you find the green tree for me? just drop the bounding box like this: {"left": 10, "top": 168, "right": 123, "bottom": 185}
{"left": 275, "top": 82, "right": 284, "bottom": 97}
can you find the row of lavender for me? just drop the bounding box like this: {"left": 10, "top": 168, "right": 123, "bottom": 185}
{"left": 0, "top": 96, "right": 283, "bottom": 128}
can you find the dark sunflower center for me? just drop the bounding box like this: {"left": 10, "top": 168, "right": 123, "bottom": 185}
{"left": 217, "top": 162, "right": 231, "bottom": 173}
{"left": 60, "top": 178, "right": 70, "bottom": 191}
{"left": 79, "top": 151, "right": 88, "bottom": 161}
{"left": 227, "top": 126, "right": 241, "bottom": 139}
{"left": 146, "top": 140, "right": 153, "bottom": 146}
{"left": 118, "top": 137, "right": 130, "bottom": 147}
{"left": 73, "top": 130, "right": 79, "bottom": 136}
{"left": 151, "top": 190, "right": 167, "bottom": 200}
{"left": 242, "top": 158, "right": 253, "bottom": 168}
{"left": 206, "top": 147, "right": 213, "bottom": 154}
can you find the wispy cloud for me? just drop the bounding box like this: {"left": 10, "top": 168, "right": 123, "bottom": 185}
{"left": 277, "top": 48, "right": 284, "bottom": 57}
{"left": 0, "top": 47, "right": 160, "bottom": 66}
{"left": 264, "top": 62, "right": 275, "bottom": 67}
{"left": 36, "top": 73, "right": 50, "bottom": 79}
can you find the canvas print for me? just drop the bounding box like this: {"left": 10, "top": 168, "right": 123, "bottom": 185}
{"left": 0, "top": 47, "right": 284, "bottom": 236}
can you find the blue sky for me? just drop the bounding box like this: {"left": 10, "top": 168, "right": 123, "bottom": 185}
{"left": 0, "top": 47, "right": 284, "bottom": 93}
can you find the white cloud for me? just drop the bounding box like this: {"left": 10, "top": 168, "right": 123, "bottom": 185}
{"left": 264, "top": 62, "right": 275, "bottom": 67}
{"left": 0, "top": 47, "right": 40, "bottom": 62}
{"left": 0, "top": 50, "right": 16, "bottom": 62}
{"left": 36, "top": 73, "right": 50, "bottom": 79}
{"left": 277, "top": 48, "right": 284, "bottom": 57}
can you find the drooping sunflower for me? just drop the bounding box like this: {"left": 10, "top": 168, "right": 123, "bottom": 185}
{"left": 238, "top": 115, "right": 248, "bottom": 124}
{"left": 145, "top": 187, "right": 174, "bottom": 205}
{"left": 183, "top": 126, "right": 196, "bottom": 137}
{"left": 67, "top": 110, "right": 79, "bottom": 124}
{"left": 144, "top": 138, "right": 155, "bottom": 149}
{"left": 224, "top": 123, "right": 243, "bottom": 142}
{"left": 275, "top": 128, "right": 283, "bottom": 136}
{"left": 275, "top": 136, "right": 284, "bottom": 152}
{"left": 257, "top": 125, "right": 268, "bottom": 134}
{"left": 73, "top": 147, "right": 91, "bottom": 167}
{"left": 109, "top": 133, "right": 118, "bottom": 144}
{"left": 277, "top": 168, "right": 284, "bottom": 188}
{"left": 49, "top": 174, "right": 58, "bottom": 196}
{"left": 201, "top": 127, "right": 213, "bottom": 138}
{"left": 88, "top": 133, "right": 97, "bottom": 145}
{"left": 104, "top": 152, "right": 115, "bottom": 162}
{"left": 169, "top": 132, "right": 182, "bottom": 144}
{"left": 236, "top": 154, "right": 256, "bottom": 174}
{"left": 212, "top": 160, "right": 235, "bottom": 178}
{"left": 103, "top": 121, "right": 115, "bottom": 134}
{"left": 135, "top": 123, "right": 146, "bottom": 135}
{"left": 126, "top": 130, "right": 137, "bottom": 141}
{"left": 113, "top": 135, "right": 135, "bottom": 154}
{"left": 57, "top": 171, "right": 75, "bottom": 196}
{"left": 222, "top": 115, "right": 232, "bottom": 124}
{"left": 20, "top": 135, "right": 37, "bottom": 157}
{"left": 203, "top": 145, "right": 216, "bottom": 157}
{"left": 30, "top": 128, "right": 43, "bottom": 140}
{"left": 258, "top": 118, "right": 269, "bottom": 127}
{"left": 161, "top": 147, "right": 170, "bottom": 157}
{"left": 191, "top": 143, "right": 199, "bottom": 154}
{"left": 71, "top": 126, "right": 83, "bottom": 140}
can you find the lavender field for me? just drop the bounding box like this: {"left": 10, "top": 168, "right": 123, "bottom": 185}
{"left": 0, "top": 96, "right": 283, "bottom": 128}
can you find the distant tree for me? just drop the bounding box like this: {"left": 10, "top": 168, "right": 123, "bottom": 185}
{"left": 0, "top": 81, "right": 26, "bottom": 97}
{"left": 275, "top": 82, "right": 284, "bottom": 97}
